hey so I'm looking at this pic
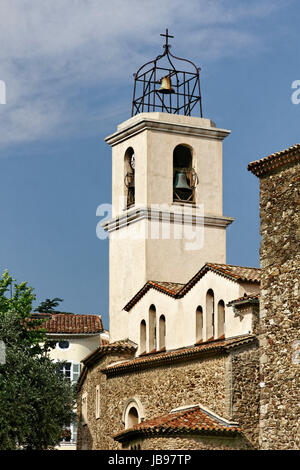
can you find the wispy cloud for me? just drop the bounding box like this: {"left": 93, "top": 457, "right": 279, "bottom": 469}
{"left": 0, "top": 0, "right": 285, "bottom": 149}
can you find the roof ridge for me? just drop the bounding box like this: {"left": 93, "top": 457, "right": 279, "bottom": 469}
{"left": 124, "top": 262, "right": 260, "bottom": 311}
{"left": 103, "top": 335, "right": 256, "bottom": 375}
{"left": 207, "top": 262, "right": 260, "bottom": 270}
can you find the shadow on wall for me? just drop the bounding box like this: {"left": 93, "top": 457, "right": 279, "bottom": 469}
{"left": 77, "top": 423, "right": 93, "bottom": 451}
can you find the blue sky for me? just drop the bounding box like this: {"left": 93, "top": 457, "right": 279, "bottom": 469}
{"left": 0, "top": 0, "right": 299, "bottom": 329}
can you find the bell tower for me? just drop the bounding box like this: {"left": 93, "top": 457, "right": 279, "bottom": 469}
{"left": 104, "top": 31, "right": 234, "bottom": 342}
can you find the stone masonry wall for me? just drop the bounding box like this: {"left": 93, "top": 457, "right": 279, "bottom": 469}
{"left": 77, "top": 353, "right": 229, "bottom": 450}
{"left": 230, "top": 344, "right": 260, "bottom": 448}
{"left": 259, "top": 161, "right": 300, "bottom": 449}
{"left": 121, "top": 434, "right": 253, "bottom": 451}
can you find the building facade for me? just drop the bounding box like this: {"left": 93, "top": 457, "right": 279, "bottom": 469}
{"left": 76, "top": 110, "right": 262, "bottom": 451}
{"left": 76, "top": 35, "right": 299, "bottom": 450}
{"left": 36, "top": 312, "right": 107, "bottom": 449}
{"left": 248, "top": 145, "right": 300, "bottom": 450}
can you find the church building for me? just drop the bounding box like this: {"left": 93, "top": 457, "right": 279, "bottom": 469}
{"left": 76, "top": 31, "right": 299, "bottom": 451}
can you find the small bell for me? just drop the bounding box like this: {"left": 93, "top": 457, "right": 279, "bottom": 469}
{"left": 158, "top": 76, "right": 175, "bottom": 94}
{"left": 173, "top": 172, "right": 191, "bottom": 190}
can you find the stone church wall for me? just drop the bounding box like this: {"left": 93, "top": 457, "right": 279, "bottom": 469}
{"left": 122, "top": 434, "right": 253, "bottom": 450}
{"left": 259, "top": 161, "right": 300, "bottom": 449}
{"left": 229, "top": 344, "right": 260, "bottom": 448}
{"left": 77, "top": 343, "right": 260, "bottom": 450}
{"left": 77, "top": 353, "right": 228, "bottom": 450}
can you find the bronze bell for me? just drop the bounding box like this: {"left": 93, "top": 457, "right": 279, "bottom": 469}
{"left": 174, "top": 172, "right": 191, "bottom": 190}
{"left": 158, "top": 76, "right": 175, "bottom": 94}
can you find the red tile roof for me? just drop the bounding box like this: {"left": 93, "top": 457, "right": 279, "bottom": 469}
{"left": 248, "top": 143, "right": 300, "bottom": 177}
{"left": 103, "top": 335, "right": 256, "bottom": 376}
{"left": 227, "top": 293, "right": 260, "bottom": 307}
{"left": 77, "top": 339, "right": 137, "bottom": 390}
{"left": 124, "top": 263, "right": 260, "bottom": 311}
{"left": 37, "top": 313, "right": 104, "bottom": 334}
{"left": 114, "top": 404, "right": 241, "bottom": 442}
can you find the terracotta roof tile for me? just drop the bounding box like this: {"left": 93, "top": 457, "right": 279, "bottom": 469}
{"left": 227, "top": 293, "right": 260, "bottom": 307}
{"left": 37, "top": 313, "right": 104, "bottom": 334}
{"left": 148, "top": 280, "right": 185, "bottom": 295}
{"left": 103, "top": 335, "right": 256, "bottom": 376}
{"left": 114, "top": 405, "right": 241, "bottom": 442}
{"left": 82, "top": 339, "right": 137, "bottom": 367}
{"left": 124, "top": 263, "right": 260, "bottom": 311}
{"left": 248, "top": 143, "right": 300, "bottom": 177}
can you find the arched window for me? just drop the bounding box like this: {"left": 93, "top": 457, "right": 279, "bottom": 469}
{"left": 149, "top": 305, "right": 156, "bottom": 352}
{"left": 140, "top": 320, "right": 146, "bottom": 354}
{"left": 196, "top": 306, "right": 203, "bottom": 343}
{"left": 123, "top": 398, "right": 145, "bottom": 429}
{"left": 158, "top": 315, "right": 166, "bottom": 350}
{"left": 173, "top": 144, "right": 196, "bottom": 203}
{"left": 217, "top": 300, "right": 225, "bottom": 338}
{"left": 127, "top": 407, "right": 139, "bottom": 428}
{"left": 206, "top": 289, "right": 215, "bottom": 340}
{"left": 124, "top": 147, "right": 135, "bottom": 208}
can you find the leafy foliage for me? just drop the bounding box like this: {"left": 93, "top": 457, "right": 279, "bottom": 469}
{"left": 0, "top": 271, "right": 76, "bottom": 450}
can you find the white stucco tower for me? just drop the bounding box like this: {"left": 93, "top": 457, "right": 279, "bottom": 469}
{"left": 103, "top": 33, "right": 234, "bottom": 342}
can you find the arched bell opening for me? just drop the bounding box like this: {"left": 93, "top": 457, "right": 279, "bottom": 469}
{"left": 124, "top": 147, "right": 135, "bottom": 208}
{"left": 173, "top": 144, "right": 197, "bottom": 204}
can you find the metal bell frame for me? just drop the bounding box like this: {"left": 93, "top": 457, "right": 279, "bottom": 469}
{"left": 131, "top": 29, "right": 203, "bottom": 117}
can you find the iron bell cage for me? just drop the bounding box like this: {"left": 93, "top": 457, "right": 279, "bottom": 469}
{"left": 131, "top": 29, "right": 203, "bottom": 117}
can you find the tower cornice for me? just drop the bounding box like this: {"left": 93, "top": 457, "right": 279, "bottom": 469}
{"left": 105, "top": 113, "right": 231, "bottom": 147}
{"left": 102, "top": 206, "right": 234, "bottom": 233}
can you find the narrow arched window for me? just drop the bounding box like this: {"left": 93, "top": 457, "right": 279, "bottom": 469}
{"left": 196, "top": 306, "right": 203, "bottom": 343}
{"left": 158, "top": 315, "right": 166, "bottom": 350}
{"left": 127, "top": 407, "right": 139, "bottom": 428}
{"left": 124, "top": 147, "right": 135, "bottom": 208}
{"left": 206, "top": 289, "right": 215, "bottom": 340}
{"left": 140, "top": 320, "right": 146, "bottom": 354}
{"left": 149, "top": 305, "right": 156, "bottom": 352}
{"left": 123, "top": 398, "right": 145, "bottom": 429}
{"left": 173, "top": 145, "right": 196, "bottom": 203}
{"left": 217, "top": 300, "right": 225, "bottom": 338}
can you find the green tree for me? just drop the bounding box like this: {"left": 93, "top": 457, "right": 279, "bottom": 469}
{"left": 36, "top": 297, "right": 63, "bottom": 314}
{"left": 0, "top": 271, "right": 76, "bottom": 450}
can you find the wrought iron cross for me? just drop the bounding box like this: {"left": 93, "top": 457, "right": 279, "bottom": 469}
{"left": 160, "top": 28, "right": 174, "bottom": 49}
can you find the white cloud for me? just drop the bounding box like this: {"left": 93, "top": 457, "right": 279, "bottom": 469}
{"left": 0, "top": 0, "right": 286, "bottom": 149}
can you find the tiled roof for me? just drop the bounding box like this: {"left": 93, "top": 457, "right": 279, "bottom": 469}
{"left": 114, "top": 404, "right": 241, "bottom": 442}
{"left": 248, "top": 143, "right": 300, "bottom": 177}
{"left": 227, "top": 293, "right": 260, "bottom": 307}
{"left": 77, "top": 339, "right": 137, "bottom": 390}
{"left": 124, "top": 263, "right": 260, "bottom": 311}
{"left": 149, "top": 281, "right": 185, "bottom": 295}
{"left": 82, "top": 339, "right": 137, "bottom": 366}
{"left": 103, "top": 335, "right": 256, "bottom": 376}
{"left": 37, "top": 313, "right": 104, "bottom": 334}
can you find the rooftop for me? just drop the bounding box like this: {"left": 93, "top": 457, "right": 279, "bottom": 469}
{"left": 114, "top": 404, "right": 241, "bottom": 442}
{"left": 248, "top": 143, "right": 300, "bottom": 177}
{"left": 33, "top": 312, "right": 104, "bottom": 335}
{"left": 124, "top": 262, "right": 260, "bottom": 311}
{"left": 102, "top": 334, "right": 256, "bottom": 376}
